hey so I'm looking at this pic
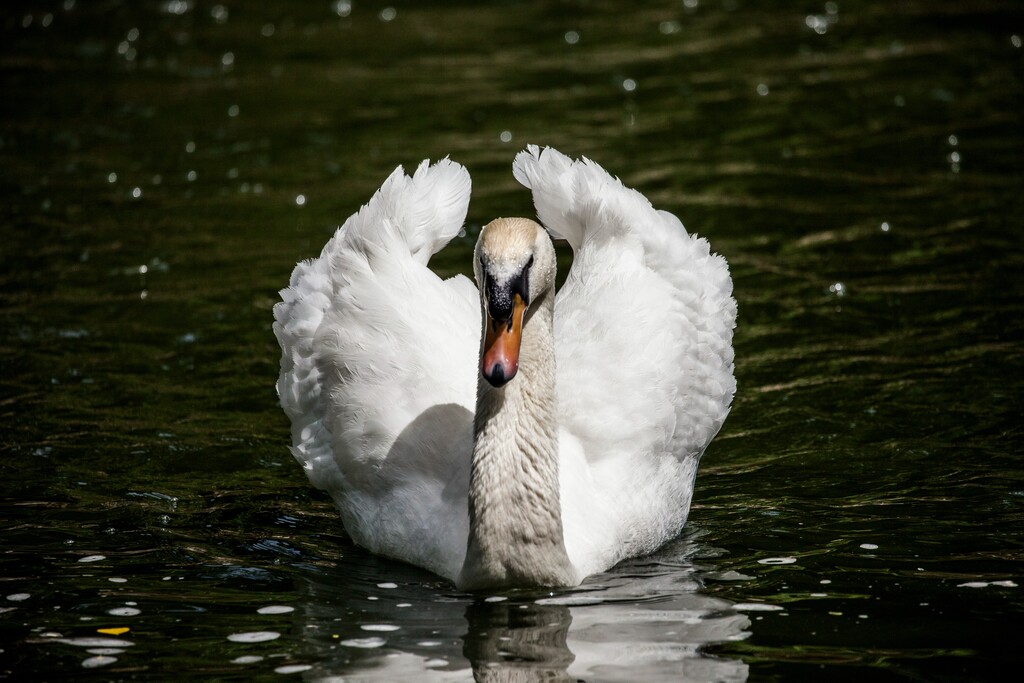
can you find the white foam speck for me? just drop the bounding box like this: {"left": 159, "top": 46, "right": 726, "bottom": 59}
{"left": 275, "top": 664, "right": 312, "bottom": 674}
{"left": 57, "top": 637, "right": 134, "bottom": 648}
{"left": 108, "top": 578, "right": 128, "bottom": 584}
{"left": 376, "top": 582, "right": 398, "bottom": 589}
{"left": 232, "top": 655, "right": 264, "bottom": 664}
{"left": 757, "top": 557, "right": 797, "bottom": 565}
{"left": 958, "top": 580, "right": 1018, "bottom": 589}
{"left": 78, "top": 555, "right": 106, "bottom": 563}
{"left": 5, "top": 593, "right": 30, "bottom": 602}
{"left": 107, "top": 607, "right": 141, "bottom": 617}
{"left": 81, "top": 655, "right": 117, "bottom": 668}
{"left": 396, "top": 603, "right": 412, "bottom": 608}
{"left": 859, "top": 543, "right": 879, "bottom": 550}
{"left": 361, "top": 624, "right": 399, "bottom": 632}
{"left": 256, "top": 605, "right": 295, "bottom": 615}
{"left": 733, "top": 603, "right": 785, "bottom": 612}
{"left": 417, "top": 640, "right": 441, "bottom": 647}
{"left": 340, "top": 637, "right": 385, "bottom": 648}
{"left": 484, "top": 596, "right": 507, "bottom": 603}
{"left": 226, "top": 631, "right": 281, "bottom": 643}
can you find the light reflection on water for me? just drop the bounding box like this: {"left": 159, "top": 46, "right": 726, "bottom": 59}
{"left": 1, "top": 0, "right": 1023, "bottom": 680}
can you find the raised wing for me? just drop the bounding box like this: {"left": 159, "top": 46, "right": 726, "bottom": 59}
{"left": 273, "top": 159, "right": 479, "bottom": 579}
{"left": 513, "top": 146, "right": 736, "bottom": 468}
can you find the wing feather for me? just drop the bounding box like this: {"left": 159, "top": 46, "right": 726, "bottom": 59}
{"left": 273, "top": 159, "right": 478, "bottom": 580}
{"left": 515, "top": 146, "right": 735, "bottom": 462}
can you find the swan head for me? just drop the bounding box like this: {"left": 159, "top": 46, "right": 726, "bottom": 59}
{"left": 473, "top": 217, "right": 555, "bottom": 388}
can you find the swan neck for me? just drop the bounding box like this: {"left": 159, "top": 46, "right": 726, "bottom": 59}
{"left": 461, "top": 291, "right": 575, "bottom": 589}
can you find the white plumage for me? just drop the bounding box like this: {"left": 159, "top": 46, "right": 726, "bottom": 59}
{"left": 274, "top": 146, "right": 736, "bottom": 589}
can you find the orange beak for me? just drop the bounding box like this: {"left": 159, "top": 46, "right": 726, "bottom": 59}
{"left": 481, "top": 293, "right": 526, "bottom": 387}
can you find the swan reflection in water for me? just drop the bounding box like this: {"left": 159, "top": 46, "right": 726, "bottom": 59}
{"left": 293, "top": 540, "right": 749, "bottom": 682}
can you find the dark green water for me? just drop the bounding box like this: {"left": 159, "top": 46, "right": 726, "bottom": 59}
{"left": 2, "top": 0, "right": 1023, "bottom": 680}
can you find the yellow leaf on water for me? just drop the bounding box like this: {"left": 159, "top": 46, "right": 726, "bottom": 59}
{"left": 97, "top": 627, "right": 130, "bottom": 635}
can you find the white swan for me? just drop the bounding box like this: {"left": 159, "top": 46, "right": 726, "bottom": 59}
{"left": 274, "top": 145, "right": 736, "bottom": 590}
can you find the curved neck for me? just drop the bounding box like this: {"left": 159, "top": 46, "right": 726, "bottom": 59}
{"left": 460, "top": 290, "right": 576, "bottom": 589}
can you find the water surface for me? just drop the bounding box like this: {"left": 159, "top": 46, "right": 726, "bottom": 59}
{"left": 2, "top": 1, "right": 1023, "bottom": 680}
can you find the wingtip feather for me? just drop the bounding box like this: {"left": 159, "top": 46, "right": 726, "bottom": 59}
{"left": 339, "top": 157, "right": 472, "bottom": 266}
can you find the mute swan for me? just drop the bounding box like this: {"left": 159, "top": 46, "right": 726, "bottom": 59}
{"left": 274, "top": 145, "right": 735, "bottom": 590}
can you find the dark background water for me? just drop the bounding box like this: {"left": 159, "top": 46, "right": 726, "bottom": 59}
{"left": 2, "top": 1, "right": 1023, "bottom": 680}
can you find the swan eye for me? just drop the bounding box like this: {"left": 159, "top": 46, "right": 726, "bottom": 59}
{"left": 526, "top": 255, "right": 534, "bottom": 269}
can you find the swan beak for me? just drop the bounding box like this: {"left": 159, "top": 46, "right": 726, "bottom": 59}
{"left": 481, "top": 293, "right": 526, "bottom": 387}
